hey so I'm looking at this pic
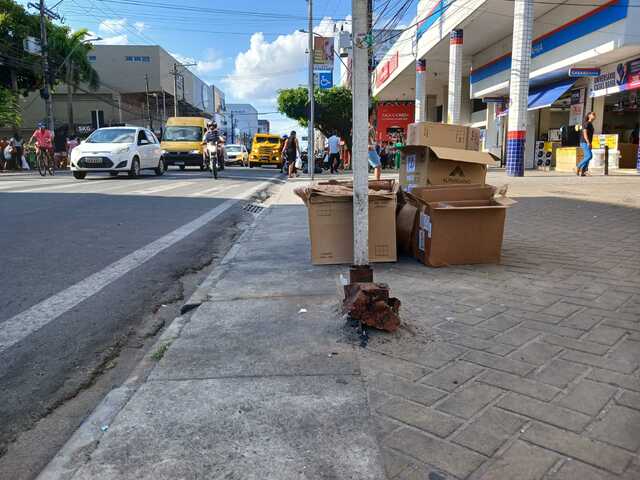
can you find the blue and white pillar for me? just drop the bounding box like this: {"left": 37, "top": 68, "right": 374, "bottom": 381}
{"left": 415, "top": 59, "right": 427, "bottom": 122}
{"left": 447, "top": 29, "right": 463, "bottom": 124}
{"left": 506, "top": 0, "right": 534, "bottom": 176}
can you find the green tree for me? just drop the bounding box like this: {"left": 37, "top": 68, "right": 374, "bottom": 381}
{"left": 277, "top": 86, "right": 353, "bottom": 149}
{"left": 0, "top": 87, "right": 21, "bottom": 127}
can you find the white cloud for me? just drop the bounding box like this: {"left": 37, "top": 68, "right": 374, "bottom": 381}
{"left": 133, "top": 21, "right": 146, "bottom": 33}
{"left": 94, "top": 34, "right": 129, "bottom": 45}
{"left": 99, "top": 18, "right": 127, "bottom": 34}
{"left": 169, "top": 49, "right": 224, "bottom": 79}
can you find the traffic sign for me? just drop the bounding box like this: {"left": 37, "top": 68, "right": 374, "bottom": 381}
{"left": 317, "top": 71, "right": 333, "bottom": 89}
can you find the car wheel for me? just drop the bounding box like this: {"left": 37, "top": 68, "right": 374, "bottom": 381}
{"left": 249, "top": 162, "right": 254, "bottom": 168}
{"left": 155, "top": 158, "right": 165, "bottom": 176}
{"left": 73, "top": 171, "right": 87, "bottom": 180}
{"left": 200, "top": 164, "right": 205, "bottom": 171}
{"left": 128, "top": 157, "right": 140, "bottom": 178}
{"left": 179, "top": 165, "right": 186, "bottom": 171}
{"left": 110, "top": 172, "right": 119, "bottom": 177}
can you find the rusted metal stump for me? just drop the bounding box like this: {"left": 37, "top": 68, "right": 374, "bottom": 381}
{"left": 343, "top": 282, "right": 401, "bottom": 333}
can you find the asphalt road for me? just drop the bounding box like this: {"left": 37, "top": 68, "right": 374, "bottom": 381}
{"left": 0, "top": 166, "right": 281, "bottom": 479}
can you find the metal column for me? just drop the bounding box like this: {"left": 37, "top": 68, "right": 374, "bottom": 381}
{"left": 307, "top": 0, "right": 315, "bottom": 179}
{"left": 415, "top": 59, "right": 427, "bottom": 122}
{"left": 506, "top": 0, "right": 534, "bottom": 176}
{"left": 447, "top": 29, "right": 463, "bottom": 124}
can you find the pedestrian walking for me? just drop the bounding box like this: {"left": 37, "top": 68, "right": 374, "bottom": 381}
{"left": 368, "top": 125, "right": 382, "bottom": 181}
{"left": 3, "top": 141, "right": 13, "bottom": 171}
{"left": 66, "top": 135, "right": 79, "bottom": 158}
{"left": 327, "top": 131, "right": 341, "bottom": 174}
{"left": 577, "top": 112, "right": 596, "bottom": 176}
{"left": 11, "top": 132, "right": 24, "bottom": 170}
{"left": 284, "top": 131, "right": 301, "bottom": 179}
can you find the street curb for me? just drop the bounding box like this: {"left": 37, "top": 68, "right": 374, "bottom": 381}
{"left": 35, "top": 176, "right": 284, "bottom": 480}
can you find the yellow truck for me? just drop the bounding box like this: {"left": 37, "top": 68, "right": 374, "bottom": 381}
{"left": 249, "top": 133, "right": 283, "bottom": 169}
{"left": 160, "top": 117, "right": 208, "bottom": 170}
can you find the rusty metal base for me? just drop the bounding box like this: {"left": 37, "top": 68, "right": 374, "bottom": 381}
{"left": 349, "top": 264, "right": 373, "bottom": 283}
{"left": 342, "top": 281, "right": 401, "bottom": 333}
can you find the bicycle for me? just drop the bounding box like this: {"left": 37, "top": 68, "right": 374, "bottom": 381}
{"left": 35, "top": 146, "right": 55, "bottom": 176}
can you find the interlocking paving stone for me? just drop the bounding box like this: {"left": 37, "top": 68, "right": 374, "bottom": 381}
{"left": 543, "top": 335, "right": 610, "bottom": 355}
{"left": 617, "top": 390, "right": 640, "bottom": 411}
{"left": 555, "top": 379, "right": 617, "bottom": 415}
{"left": 509, "top": 342, "right": 563, "bottom": 365}
{"left": 522, "top": 423, "right": 633, "bottom": 474}
{"left": 560, "top": 311, "right": 604, "bottom": 331}
{"left": 421, "top": 361, "right": 485, "bottom": 392}
{"left": 588, "top": 405, "right": 640, "bottom": 451}
{"left": 368, "top": 388, "right": 394, "bottom": 411}
{"left": 602, "top": 318, "right": 640, "bottom": 333}
{"left": 436, "top": 382, "right": 503, "bottom": 419}
{"left": 562, "top": 350, "right": 636, "bottom": 375}
{"left": 359, "top": 351, "right": 431, "bottom": 381}
{"left": 434, "top": 320, "right": 498, "bottom": 340}
{"left": 372, "top": 414, "right": 402, "bottom": 440}
{"left": 377, "top": 398, "right": 463, "bottom": 437}
{"left": 385, "top": 428, "right": 486, "bottom": 479}
{"left": 533, "top": 359, "right": 588, "bottom": 388}
{"left": 498, "top": 393, "right": 591, "bottom": 432}
{"left": 522, "top": 320, "right": 583, "bottom": 338}
{"left": 382, "top": 448, "right": 414, "bottom": 478}
{"left": 607, "top": 339, "right": 640, "bottom": 369}
{"left": 552, "top": 460, "right": 619, "bottom": 480}
{"left": 371, "top": 343, "right": 467, "bottom": 370}
{"left": 583, "top": 326, "right": 627, "bottom": 346}
{"left": 494, "top": 326, "right": 541, "bottom": 346}
{"left": 477, "top": 440, "right": 560, "bottom": 480}
{"left": 588, "top": 368, "right": 640, "bottom": 392}
{"left": 451, "top": 407, "right": 525, "bottom": 456}
{"left": 479, "top": 314, "right": 522, "bottom": 332}
{"left": 543, "top": 301, "right": 584, "bottom": 318}
{"left": 398, "top": 464, "right": 461, "bottom": 480}
{"left": 372, "top": 373, "right": 446, "bottom": 406}
{"left": 480, "top": 370, "right": 560, "bottom": 401}
{"left": 464, "top": 351, "right": 535, "bottom": 376}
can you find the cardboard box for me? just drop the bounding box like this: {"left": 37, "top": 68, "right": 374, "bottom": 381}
{"left": 400, "top": 146, "right": 498, "bottom": 190}
{"left": 299, "top": 180, "right": 398, "bottom": 265}
{"left": 414, "top": 193, "right": 515, "bottom": 267}
{"left": 407, "top": 122, "right": 481, "bottom": 151}
{"left": 396, "top": 202, "right": 418, "bottom": 255}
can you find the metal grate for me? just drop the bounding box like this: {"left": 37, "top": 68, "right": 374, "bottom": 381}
{"left": 243, "top": 203, "right": 264, "bottom": 214}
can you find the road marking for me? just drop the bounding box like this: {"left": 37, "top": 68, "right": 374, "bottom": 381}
{"left": 0, "top": 176, "right": 278, "bottom": 354}
{"left": 13, "top": 179, "right": 112, "bottom": 192}
{"left": 131, "top": 181, "right": 193, "bottom": 195}
{"left": 191, "top": 182, "right": 244, "bottom": 197}
{"left": 0, "top": 181, "right": 33, "bottom": 191}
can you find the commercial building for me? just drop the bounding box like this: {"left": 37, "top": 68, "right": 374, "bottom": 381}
{"left": 226, "top": 103, "right": 258, "bottom": 145}
{"left": 7, "top": 45, "right": 224, "bottom": 138}
{"left": 258, "top": 119, "right": 270, "bottom": 133}
{"left": 372, "top": 0, "right": 640, "bottom": 170}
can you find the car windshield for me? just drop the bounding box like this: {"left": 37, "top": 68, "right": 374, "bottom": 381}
{"left": 226, "top": 145, "right": 241, "bottom": 152}
{"left": 86, "top": 129, "right": 135, "bottom": 144}
{"left": 163, "top": 126, "right": 203, "bottom": 141}
{"left": 255, "top": 137, "right": 280, "bottom": 144}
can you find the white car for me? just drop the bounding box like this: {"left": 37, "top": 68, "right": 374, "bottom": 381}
{"left": 225, "top": 144, "right": 248, "bottom": 166}
{"left": 70, "top": 127, "right": 164, "bottom": 179}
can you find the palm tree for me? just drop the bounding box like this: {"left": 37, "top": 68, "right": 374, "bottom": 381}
{"left": 48, "top": 27, "right": 100, "bottom": 134}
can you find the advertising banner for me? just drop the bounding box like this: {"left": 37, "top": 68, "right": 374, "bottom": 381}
{"left": 569, "top": 88, "right": 585, "bottom": 126}
{"left": 590, "top": 57, "right": 640, "bottom": 97}
{"left": 313, "top": 36, "right": 334, "bottom": 71}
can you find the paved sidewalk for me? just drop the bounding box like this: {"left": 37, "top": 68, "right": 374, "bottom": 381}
{"left": 40, "top": 171, "right": 640, "bottom": 479}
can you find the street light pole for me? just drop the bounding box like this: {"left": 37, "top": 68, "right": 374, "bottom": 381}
{"left": 307, "top": 0, "right": 315, "bottom": 180}
{"left": 351, "top": 0, "right": 370, "bottom": 280}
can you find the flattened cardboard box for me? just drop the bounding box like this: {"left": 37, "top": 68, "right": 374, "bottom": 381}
{"left": 400, "top": 146, "right": 498, "bottom": 190}
{"left": 415, "top": 196, "right": 516, "bottom": 267}
{"left": 305, "top": 180, "right": 398, "bottom": 265}
{"left": 407, "top": 122, "right": 481, "bottom": 151}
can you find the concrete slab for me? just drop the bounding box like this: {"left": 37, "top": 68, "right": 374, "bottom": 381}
{"left": 70, "top": 376, "right": 385, "bottom": 480}
{"left": 151, "top": 297, "right": 359, "bottom": 381}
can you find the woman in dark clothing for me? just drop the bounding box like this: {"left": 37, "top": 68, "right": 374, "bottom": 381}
{"left": 577, "top": 112, "right": 596, "bottom": 176}
{"left": 284, "top": 130, "right": 301, "bottom": 178}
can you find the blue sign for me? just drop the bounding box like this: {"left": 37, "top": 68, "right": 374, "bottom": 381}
{"left": 568, "top": 67, "right": 601, "bottom": 78}
{"left": 318, "top": 71, "right": 333, "bottom": 89}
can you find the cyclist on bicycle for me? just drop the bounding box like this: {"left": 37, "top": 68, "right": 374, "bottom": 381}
{"left": 29, "top": 123, "right": 54, "bottom": 163}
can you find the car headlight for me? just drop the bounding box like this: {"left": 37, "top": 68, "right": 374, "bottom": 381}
{"left": 190, "top": 149, "right": 200, "bottom": 155}
{"left": 161, "top": 149, "right": 168, "bottom": 155}
{"left": 112, "top": 146, "right": 129, "bottom": 154}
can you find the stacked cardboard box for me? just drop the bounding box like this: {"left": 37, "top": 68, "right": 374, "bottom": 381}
{"left": 401, "top": 122, "right": 499, "bottom": 191}
{"left": 295, "top": 179, "right": 398, "bottom": 265}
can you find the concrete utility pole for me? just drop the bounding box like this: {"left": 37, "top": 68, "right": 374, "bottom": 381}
{"left": 307, "top": 0, "right": 315, "bottom": 179}
{"left": 172, "top": 63, "right": 179, "bottom": 117}
{"left": 351, "top": 0, "right": 370, "bottom": 280}
{"left": 415, "top": 59, "right": 427, "bottom": 122}
{"left": 447, "top": 29, "right": 463, "bottom": 124}
{"left": 162, "top": 90, "right": 167, "bottom": 123}
{"left": 506, "top": 0, "right": 534, "bottom": 176}
{"left": 145, "top": 74, "right": 152, "bottom": 130}
{"left": 39, "top": 0, "right": 54, "bottom": 132}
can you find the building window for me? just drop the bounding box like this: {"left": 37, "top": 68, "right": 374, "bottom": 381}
{"left": 125, "top": 56, "right": 151, "bottom": 62}
{"left": 88, "top": 55, "right": 96, "bottom": 62}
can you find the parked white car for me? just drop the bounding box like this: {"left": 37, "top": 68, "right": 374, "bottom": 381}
{"left": 225, "top": 144, "right": 248, "bottom": 166}
{"left": 70, "top": 127, "right": 164, "bottom": 179}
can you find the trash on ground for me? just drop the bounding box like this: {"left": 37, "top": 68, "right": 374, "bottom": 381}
{"left": 100, "top": 425, "right": 109, "bottom": 432}
{"left": 298, "top": 308, "right": 307, "bottom": 314}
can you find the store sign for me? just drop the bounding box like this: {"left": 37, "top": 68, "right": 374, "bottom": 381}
{"left": 568, "top": 67, "right": 601, "bottom": 78}
{"left": 593, "top": 134, "right": 619, "bottom": 150}
{"left": 375, "top": 52, "right": 399, "bottom": 88}
{"left": 591, "top": 57, "right": 640, "bottom": 97}
{"left": 569, "top": 88, "right": 585, "bottom": 126}
{"left": 482, "top": 97, "right": 506, "bottom": 104}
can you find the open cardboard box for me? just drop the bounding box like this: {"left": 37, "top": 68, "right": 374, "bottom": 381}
{"left": 400, "top": 146, "right": 499, "bottom": 190}
{"left": 406, "top": 122, "right": 481, "bottom": 151}
{"left": 296, "top": 179, "right": 399, "bottom": 265}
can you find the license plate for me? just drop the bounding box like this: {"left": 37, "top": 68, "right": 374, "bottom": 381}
{"left": 260, "top": 156, "right": 269, "bottom": 161}
{"left": 174, "top": 161, "right": 184, "bottom": 165}
{"left": 85, "top": 157, "right": 102, "bottom": 164}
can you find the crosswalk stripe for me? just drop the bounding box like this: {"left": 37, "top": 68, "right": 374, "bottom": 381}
{"left": 191, "top": 182, "right": 244, "bottom": 197}
{"left": 131, "top": 181, "right": 194, "bottom": 195}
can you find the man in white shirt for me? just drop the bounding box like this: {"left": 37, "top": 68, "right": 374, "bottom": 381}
{"left": 327, "top": 132, "right": 341, "bottom": 174}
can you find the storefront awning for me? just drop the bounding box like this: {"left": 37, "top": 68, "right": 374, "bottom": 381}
{"left": 497, "top": 79, "right": 576, "bottom": 117}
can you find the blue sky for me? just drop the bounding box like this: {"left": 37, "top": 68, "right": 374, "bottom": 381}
{"left": 18, "top": 0, "right": 414, "bottom": 134}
